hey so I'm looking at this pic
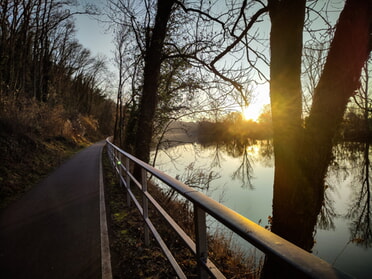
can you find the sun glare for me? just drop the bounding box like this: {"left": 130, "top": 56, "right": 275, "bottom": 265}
{"left": 242, "top": 106, "right": 261, "bottom": 122}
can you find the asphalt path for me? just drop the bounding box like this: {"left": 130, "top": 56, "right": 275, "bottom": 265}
{"left": 0, "top": 141, "right": 111, "bottom": 279}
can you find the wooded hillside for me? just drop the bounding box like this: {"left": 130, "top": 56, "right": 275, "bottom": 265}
{"left": 0, "top": 0, "right": 115, "bottom": 208}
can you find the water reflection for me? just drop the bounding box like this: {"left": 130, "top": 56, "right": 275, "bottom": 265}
{"left": 206, "top": 144, "right": 225, "bottom": 168}
{"left": 257, "top": 140, "right": 275, "bottom": 168}
{"left": 175, "top": 162, "right": 221, "bottom": 191}
{"left": 316, "top": 190, "right": 337, "bottom": 231}
{"left": 199, "top": 139, "right": 274, "bottom": 189}
{"left": 231, "top": 146, "right": 254, "bottom": 189}
{"left": 344, "top": 142, "right": 371, "bottom": 248}
{"left": 325, "top": 142, "right": 372, "bottom": 248}
{"left": 152, "top": 139, "right": 371, "bottom": 278}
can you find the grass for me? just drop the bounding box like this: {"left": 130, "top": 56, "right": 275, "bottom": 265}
{"left": 102, "top": 148, "right": 179, "bottom": 278}
{"left": 0, "top": 127, "right": 86, "bottom": 209}
{"left": 0, "top": 96, "right": 96, "bottom": 209}
{"left": 102, "top": 147, "right": 263, "bottom": 278}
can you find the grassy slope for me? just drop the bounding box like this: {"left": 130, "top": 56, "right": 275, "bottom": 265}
{"left": 0, "top": 120, "right": 88, "bottom": 209}
{"left": 102, "top": 147, "right": 262, "bottom": 278}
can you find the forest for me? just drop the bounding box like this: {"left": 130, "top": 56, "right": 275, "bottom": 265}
{"left": 0, "top": 0, "right": 115, "bottom": 206}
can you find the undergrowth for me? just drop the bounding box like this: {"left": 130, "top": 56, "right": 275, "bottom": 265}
{"left": 0, "top": 120, "right": 86, "bottom": 209}
{"left": 102, "top": 148, "right": 263, "bottom": 278}
{"left": 103, "top": 147, "right": 179, "bottom": 278}
{"left": 0, "top": 95, "right": 102, "bottom": 209}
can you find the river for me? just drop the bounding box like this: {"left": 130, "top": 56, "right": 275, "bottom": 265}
{"left": 151, "top": 140, "right": 371, "bottom": 278}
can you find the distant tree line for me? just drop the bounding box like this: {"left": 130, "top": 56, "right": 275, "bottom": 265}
{"left": 0, "top": 0, "right": 115, "bottom": 140}
{"left": 197, "top": 106, "right": 371, "bottom": 145}
{"left": 197, "top": 108, "right": 273, "bottom": 143}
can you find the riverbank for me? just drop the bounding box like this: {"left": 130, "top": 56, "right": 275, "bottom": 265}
{"left": 102, "top": 147, "right": 262, "bottom": 278}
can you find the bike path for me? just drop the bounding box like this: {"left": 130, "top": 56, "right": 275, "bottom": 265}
{"left": 0, "top": 141, "right": 110, "bottom": 279}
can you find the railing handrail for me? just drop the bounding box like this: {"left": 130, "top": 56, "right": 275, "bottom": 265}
{"left": 105, "top": 138, "right": 352, "bottom": 279}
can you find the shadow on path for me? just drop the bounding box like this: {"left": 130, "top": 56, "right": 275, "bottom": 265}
{"left": 0, "top": 141, "right": 108, "bottom": 279}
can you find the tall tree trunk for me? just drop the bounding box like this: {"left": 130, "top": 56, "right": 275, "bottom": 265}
{"left": 268, "top": 0, "right": 307, "bottom": 247}
{"left": 263, "top": 0, "right": 371, "bottom": 277}
{"left": 133, "top": 0, "right": 175, "bottom": 164}
{"left": 299, "top": 0, "right": 371, "bottom": 236}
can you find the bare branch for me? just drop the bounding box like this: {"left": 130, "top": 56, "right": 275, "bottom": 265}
{"left": 211, "top": 6, "right": 268, "bottom": 66}
{"left": 174, "top": 0, "right": 226, "bottom": 28}
{"left": 231, "top": 0, "right": 248, "bottom": 36}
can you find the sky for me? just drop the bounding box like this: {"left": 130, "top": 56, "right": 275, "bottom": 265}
{"left": 73, "top": 0, "right": 113, "bottom": 58}
{"left": 74, "top": 15, "right": 113, "bottom": 59}
{"left": 72, "top": 1, "right": 344, "bottom": 122}
{"left": 72, "top": 1, "right": 271, "bottom": 121}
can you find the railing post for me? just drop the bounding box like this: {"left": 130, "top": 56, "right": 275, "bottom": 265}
{"left": 194, "top": 204, "right": 208, "bottom": 279}
{"left": 118, "top": 153, "right": 123, "bottom": 188}
{"left": 142, "top": 168, "right": 150, "bottom": 246}
{"left": 114, "top": 149, "right": 119, "bottom": 170}
{"left": 115, "top": 150, "right": 120, "bottom": 181}
{"left": 109, "top": 145, "right": 114, "bottom": 166}
{"left": 125, "top": 157, "right": 131, "bottom": 207}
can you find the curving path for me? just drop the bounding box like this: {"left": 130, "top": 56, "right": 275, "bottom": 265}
{"left": 0, "top": 141, "right": 111, "bottom": 279}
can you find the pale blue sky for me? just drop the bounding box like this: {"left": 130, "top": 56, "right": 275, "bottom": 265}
{"left": 74, "top": 12, "right": 114, "bottom": 60}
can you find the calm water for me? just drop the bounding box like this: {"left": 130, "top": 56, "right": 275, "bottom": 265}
{"left": 151, "top": 140, "right": 371, "bottom": 278}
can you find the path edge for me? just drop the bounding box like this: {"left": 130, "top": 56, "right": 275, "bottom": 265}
{"left": 99, "top": 144, "right": 113, "bottom": 279}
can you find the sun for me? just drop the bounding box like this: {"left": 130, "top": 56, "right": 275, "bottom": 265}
{"left": 242, "top": 106, "right": 260, "bottom": 122}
